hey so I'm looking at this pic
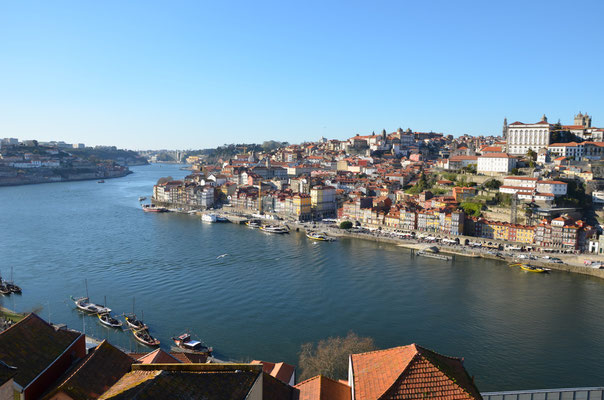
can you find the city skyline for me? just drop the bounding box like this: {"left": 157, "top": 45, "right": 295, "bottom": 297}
{"left": 1, "top": 0, "right": 603, "bottom": 149}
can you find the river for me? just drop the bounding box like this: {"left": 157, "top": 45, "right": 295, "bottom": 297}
{"left": 1, "top": 164, "right": 603, "bottom": 391}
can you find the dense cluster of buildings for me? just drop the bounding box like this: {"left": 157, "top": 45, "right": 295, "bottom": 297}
{"left": 0, "top": 313, "right": 484, "bottom": 400}
{"left": 151, "top": 113, "right": 604, "bottom": 253}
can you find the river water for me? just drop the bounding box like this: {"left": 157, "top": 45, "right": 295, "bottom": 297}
{"left": 1, "top": 164, "right": 603, "bottom": 391}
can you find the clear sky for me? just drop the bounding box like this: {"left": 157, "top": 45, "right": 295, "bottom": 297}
{"left": 1, "top": 1, "right": 603, "bottom": 150}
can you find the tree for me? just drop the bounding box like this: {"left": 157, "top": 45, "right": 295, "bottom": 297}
{"left": 527, "top": 149, "right": 537, "bottom": 161}
{"left": 298, "top": 332, "right": 376, "bottom": 381}
{"left": 511, "top": 168, "right": 520, "bottom": 175}
{"left": 483, "top": 179, "right": 501, "bottom": 190}
{"left": 339, "top": 221, "right": 353, "bottom": 230}
{"left": 461, "top": 202, "right": 483, "bottom": 217}
{"left": 157, "top": 176, "right": 174, "bottom": 185}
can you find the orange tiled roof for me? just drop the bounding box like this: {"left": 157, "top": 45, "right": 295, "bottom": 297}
{"left": 295, "top": 375, "right": 351, "bottom": 400}
{"left": 350, "top": 344, "right": 481, "bottom": 400}
{"left": 251, "top": 360, "right": 296, "bottom": 385}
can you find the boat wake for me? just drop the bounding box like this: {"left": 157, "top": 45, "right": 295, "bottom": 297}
{"left": 217, "top": 254, "right": 228, "bottom": 259}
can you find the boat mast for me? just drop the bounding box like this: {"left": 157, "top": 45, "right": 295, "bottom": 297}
{"left": 85, "top": 279, "right": 89, "bottom": 299}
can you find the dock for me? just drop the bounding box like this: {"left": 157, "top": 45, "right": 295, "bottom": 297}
{"left": 416, "top": 251, "right": 453, "bottom": 261}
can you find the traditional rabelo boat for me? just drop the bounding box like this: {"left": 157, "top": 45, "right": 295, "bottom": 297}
{"left": 71, "top": 296, "right": 112, "bottom": 314}
{"left": 132, "top": 328, "right": 160, "bottom": 347}
{"left": 98, "top": 312, "right": 123, "bottom": 328}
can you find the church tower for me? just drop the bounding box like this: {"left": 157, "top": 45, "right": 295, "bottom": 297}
{"left": 502, "top": 118, "right": 508, "bottom": 139}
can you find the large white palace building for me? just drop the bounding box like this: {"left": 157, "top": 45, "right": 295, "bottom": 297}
{"left": 505, "top": 115, "right": 552, "bottom": 155}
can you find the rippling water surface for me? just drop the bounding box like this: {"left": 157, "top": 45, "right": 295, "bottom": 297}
{"left": 1, "top": 164, "right": 604, "bottom": 391}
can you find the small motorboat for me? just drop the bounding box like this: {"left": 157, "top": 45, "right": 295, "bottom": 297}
{"left": 71, "top": 296, "right": 111, "bottom": 314}
{"left": 132, "top": 329, "right": 160, "bottom": 347}
{"left": 124, "top": 314, "right": 148, "bottom": 331}
{"left": 97, "top": 180, "right": 105, "bottom": 183}
{"left": 138, "top": 196, "right": 147, "bottom": 201}
{"left": 246, "top": 219, "right": 262, "bottom": 228}
{"left": 306, "top": 232, "right": 334, "bottom": 241}
{"left": 520, "top": 265, "right": 550, "bottom": 273}
{"left": 172, "top": 333, "right": 213, "bottom": 353}
{"left": 98, "top": 313, "right": 123, "bottom": 328}
{"left": 260, "top": 225, "right": 289, "bottom": 234}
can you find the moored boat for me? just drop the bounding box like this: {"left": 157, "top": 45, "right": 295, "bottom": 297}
{"left": 260, "top": 225, "right": 289, "bottom": 234}
{"left": 172, "top": 333, "right": 213, "bottom": 354}
{"left": 0, "top": 283, "right": 11, "bottom": 296}
{"left": 71, "top": 296, "right": 111, "bottom": 314}
{"left": 98, "top": 312, "right": 123, "bottom": 328}
{"left": 5, "top": 282, "right": 21, "bottom": 294}
{"left": 306, "top": 232, "right": 334, "bottom": 241}
{"left": 132, "top": 328, "right": 160, "bottom": 347}
{"left": 520, "top": 264, "right": 550, "bottom": 273}
{"left": 142, "top": 204, "right": 168, "bottom": 213}
{"left": 201, "top": 213, "right": 217, "bottom": 223}
{"left": 246, "top": 219, "right": 262, "bottom": 228}
{"left": 97, "top": 180, "right": 105, "bottom": 183}
{"left": 124, "top": 313, "right": 148, "bottom": 331}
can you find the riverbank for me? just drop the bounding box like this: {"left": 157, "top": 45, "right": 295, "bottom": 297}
{"left": 0, "top": 168, "right": 132, "bottom": 187}
{"left": 196, "top": 209, "right": 604, "bottom": 280}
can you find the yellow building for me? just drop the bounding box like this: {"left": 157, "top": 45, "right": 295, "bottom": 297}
{"left": 293, "top": 194, "right": 312, "bottom": 220}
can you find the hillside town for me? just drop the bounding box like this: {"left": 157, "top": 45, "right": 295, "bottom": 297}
{"left": 151, "top": 113, "right": 604, "bottom": 255}
{"left": 0, "top": 139, "right": 146, "bottom": 186}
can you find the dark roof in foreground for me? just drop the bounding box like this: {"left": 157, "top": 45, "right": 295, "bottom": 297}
{"left": 100, "top": 364, "right": 262, "bottom": 400}
{"left": 42, "top": 340, "right": 133, "bottom": 400}
{"left": 0, "top": 313, "right": 81, "bottom": 388}
{"left": 0, "top": 360, "right": 18, "bottom": 386}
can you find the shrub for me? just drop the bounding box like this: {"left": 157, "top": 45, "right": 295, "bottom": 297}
{"left": 339, "top": 221, "right": 353, "bottom": 230}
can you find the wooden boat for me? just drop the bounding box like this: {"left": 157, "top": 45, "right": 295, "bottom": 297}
{"left": 124, "top": 314, "right": 148, "bottom": 331}
{"left": 6, "top": 282, "right": 21, "bottom": 294}
{"left": 98, "top": 313, "right": 123, "bottom": 328}
{"left": 172, "top": 333, "right": 213, "bottom": 353}
{"left": 124, "top": 298, "right": 148, "bottom": 330}
{"left": 0, "top": 283, "right": 11, "bottom": 295}
{"left": 6, "top": 267, "right": 21, "bottom": 293}
{"left": 132, "top": 329, "right": 160, "bottom": 347}
{"left": 520, "top": 265, "right": 550, "bottom": 273}
{"left": 71, "top": 296, "right": 112, "bottom": 314}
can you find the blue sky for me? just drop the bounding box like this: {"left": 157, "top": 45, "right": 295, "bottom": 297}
{"left": 1, "top": 1, "right": 603, "bottom": 149}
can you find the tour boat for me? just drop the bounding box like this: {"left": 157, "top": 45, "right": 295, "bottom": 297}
{"left": 132, "top": 328, "right": 160, "bottom": 347}
{"left": 201, "top": 213, "right": 217, "bottom": 223}
{"left": 142, "top": 204, "right": 168, "bottom": 213}
{"left": 306, "top": 232, "right": 334, "bottom": 241}
{"left": 71, "top": 296, "right": 111, "bottom": 314}
{"left": 246, "top": 219, "right": 262, "bottom": 228}
{"left": 98, "top": 312, "right": 123, "bottom": 328}
{"left": 520, "top": 265, "right": 550, "bottom": 273}
{"left": 260, "top": 225, "right": 289, "bottom": 234}
{"left": 172, "top": 333, "right": 213, "bottom": 353}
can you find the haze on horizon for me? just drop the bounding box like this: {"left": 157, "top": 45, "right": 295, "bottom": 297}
{"left": 1, "top": 0, "right": 603, "bottom": 150}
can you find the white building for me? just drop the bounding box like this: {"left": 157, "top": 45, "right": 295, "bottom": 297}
{"left": 535, "top": 180, "right": 568, "bottom": 196}
{"left": 477, "top": 153, "right": 517, "bottom": 175}
{"left": 548, "top": 142, "right": 584, "bottom": 159}
{"left": 506, "top": 115, "right": 552, "bottom": 155}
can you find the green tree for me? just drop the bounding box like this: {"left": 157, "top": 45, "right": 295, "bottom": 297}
{"left": 298, "top": 332, "right": 376, "bottom": 381}
{"left": 483, "top": 179, "right": 501, "bottom": 190}
{"left": 527, "top": 149, "right": 537, "bottom": 161}
{"left": 461, "top": 202, "right": 483, "bottom": 217}
{"left": 339, "top": 220, "right": 353, "bottom": 229}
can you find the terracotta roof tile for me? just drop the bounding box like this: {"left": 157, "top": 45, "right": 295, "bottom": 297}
{"left": 295, "top": 375, "right": 351, "bottom": 400}
{"left": 350, "top": 344, "right": 481, "bottom": 400}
